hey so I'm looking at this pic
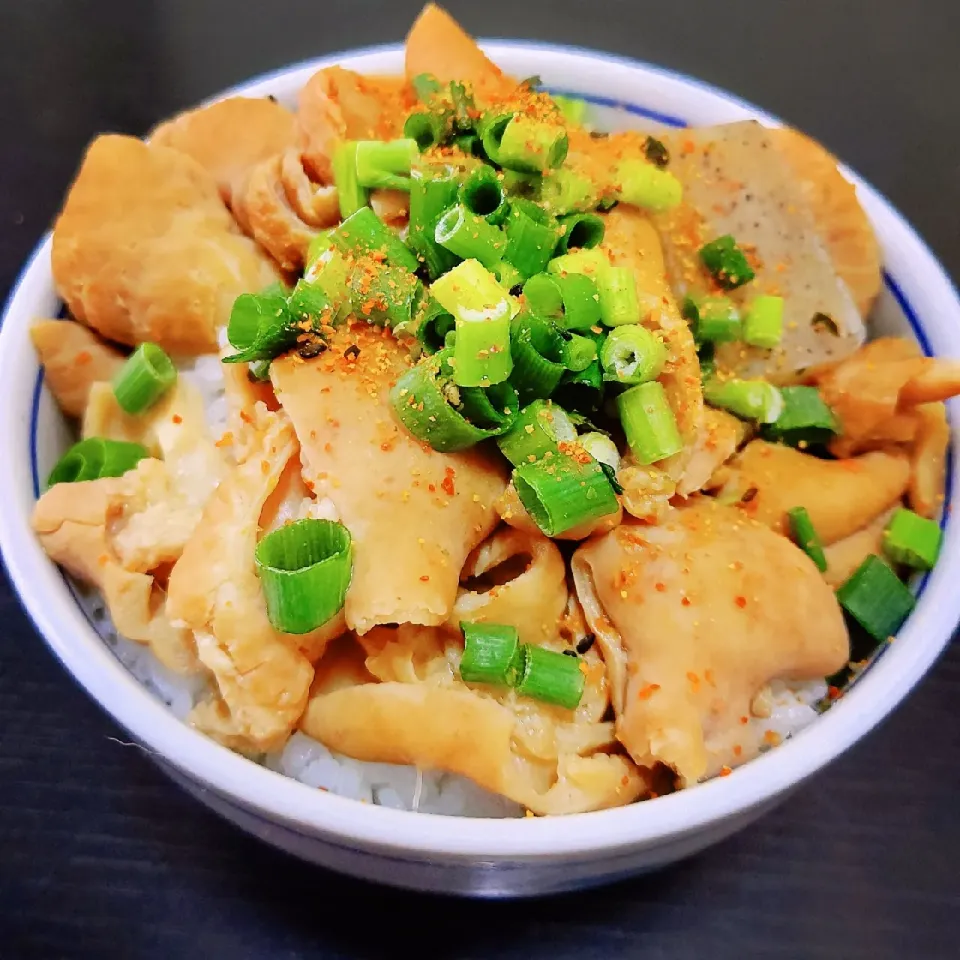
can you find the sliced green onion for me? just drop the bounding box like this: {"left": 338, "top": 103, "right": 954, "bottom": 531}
{"left": 431, "top": 259, "right": 517, "bottom": 387}
{"left": 390, "top": 349, "right": 517, "bottom": 452}
{"left": 497, "top": 399, "right": 577, "bottom": 466}
{"left": 255, "top": 519, "right": 352, "bottom": 635}
{"left": 683, "top": 295, "right": 742, "bottom": 343}
{"left": 348, "top": 264, "right": 422, "bottom": 330}
{"left": 222, "top": 292, "right": 298, "bottom": 364}
{"left": 288, "top": 277, "right": 334, "bottom": 323}
{"left": 303, "top": 247, "right": 352, "bottom": 322}
{"left": 513, "top": 452, "right": 619, "bottom": 537}
{"left": 618, "top": 381, "right": 683, "bottom": 464}
{"left": 459, "top": 165, "right": 508, "bottom": 225}
{"left": 553, "top": 94, "right": 588, "bottom": 126}
{"left": 515, "top": 643, "right": 585, "bottom": 709}
{"left": 503, "top": 199, "right": 561, "bottom": 279}
{"left": 478, "top": 112, "right": 514, "bottom": 164}
{"left": 699, "top": 235, "right": 755, "bottom": 290}
{"left": 408, "top": 166, "right": 460, "bottom": 280}
{"left": 555, "top": 274, "right": 602, "bottom": 331}
{"left": 435, "top": 204, "right": 507, "bottom": 269}
{"left": 539, "top": 169, "right": 599, "bottom": 216}
{"left": 698, "top": 341, "right": 717, "bottom": 384}
{"left": 522, "top": 273, "right": 564, "bottom": 320}
{"left": 786, "top": 506, "right": 828, "bottom": 572}
{"left": 496, "top": 116, "right": 568, "bottom": 173}
{"left": 509, "top": 313, "right": 566, "bottom": 403}
{"left": 547, "top": 247, "right": 609, "bottom": 280}
{"left": 763, "top": 385, "right": 839, "bottom": 446}
{"left": 448, "top": 80, "right": 475, "bottom": 132}
{"left": 411, "top": 73, "right": 442, "bottom": 102}
{"left": 561, "top": 331, "right": 598, "bottom": 372}
{"left": 882, "top": 507, "right": 942, "bottom": 571}
{"left": 413, "top": 297, "right": 456, "bottom": 354}
{"left": 404, "top": 112, "right": 446, "bottom": 151}
{"left": 459, "top": 622, "right": 521, "bottom": 686}
{"left": 333, "top": 206, "right": 419, "bottom": 273}
{"left": 354, "top": 139, "right": 417, "bottom": 191}
{"left": 743, "top": 295, "right": 784, "bottom": 349}
{"left": 703, "top": 378, "right": 784, "bottom": 424}
{"left": 112, "top": 343, "right": 177, "bottom": 414}
{"left": 500, "top": 169, "right": 541, "bottom": 199}
{"left": 836, "top": 554, "right": 915, "bottom": 643}
{"left": 555, "top": 213, "right": 605, "bottom": 256}
{"left": 600, "top": 324, "right": 666, "bottom": 385}
{"left": 305, "top": 229, "right": 336, "bottom": 270}
{"left": 453, "top": 133, "right": 482, "bottom": 157}
{"left": 332, "top": 141, "right": 368, "bottom": 218}
{"left": 47, "top": 437, "right": 150, "bottom": 488}
{"left": 458, "top": 380, "right": 520, "bottom": 434}
{"left": 493, "top": 260, "right": 523, "bottom": 292}
{"left": 579, "top": 432, "right": 620, "bottom": 472}
{"left": 614, "top": 159, "right": 682, "bottom": 212}
{"left": 596, "top": 266, "right": 640, "bottom": 327}
{"left": 555, "top": 355, "right": 604, "bottom": 413}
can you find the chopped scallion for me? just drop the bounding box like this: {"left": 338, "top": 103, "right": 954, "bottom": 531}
{"left": 836, "top": 555, "right": 915, "bottom": 642}
{"left": 503, "top": 199, "right": 561, "bottom": 279}
{"left": 579, "top": 431, "right": 620, "bottom": 472}
{"left": 683, "top": 295, "right": 742, "bottom": 343}
{"left": 614, "top": 159, "right": 682, "bottom": 212}
{"left": 703, "top": 378, "right": 784, "bottom": 424}
{"left": 496, "top": 116, "right": 568, "bottom": 173}
{"left": 699, "top": 235, "right": 755, "bottom": 290}
{"left": 354, "top": 139, "right": 417, "bottom": 191}
{"left": 459, "top": 622, "right": 521, "bottom": 686}
{"left": 435, "top": 204, "right": 508, "bottom": 270}
{"left": 255, "top": 519, "right": 353, "bottom": 634}
{"left": 555, "top": 213, "right": 605, "bottom": 255}
{"left": 882, "top": 507, "right": 942, "bottom": 571}
{"left": 763, "top": 386, "right": 839, "bottom": 446}
{"left": 497, "top": 399, "right": 577, "bottom": 466}
{"left": 515, "top": 643, "right": 585, "bottom": 709}
{"left": 786, "top": 506, "right": 828, "bottom": 572}
{"left": 459, "top": 165, "right": 509, "bottom": 224}
{"left": 332, "top": 141, "right": 368, "bottom": 218}
{"left": 513, "top": 451, "right": 619, "bottom": 537}
{"left": 743, "top": 295, "right": 784, "bottom": 348}
{"left": 596, "top": 266, "right": 640, "bottom": 327}
{"left": 47, "top": 437, "right": 149, "bottom": 488}
{"left": 617, "top": 381, "right": 682, "bottom": 464}
{"left": 600, "top": 324, "right": 667, "bottom": 385}
{"left": 553, "top": 94, "right": 588, "bottom": 126}
{"left": 222, "top": 292, "right": 298, "bottom": 364}
{"left": 112, "top": 342, "right": 177, "bottom": 414}
{"left": 333, "top": 206, "right": 419, "bottom": 273}
{"left": 509, "top": 312, "right": 567, "bottom": 403}
{"left": 408, "top": 166, "right": 460, "bottom": 280}
{"left": 403, "top": 111, "right": 446, "bottom": 151}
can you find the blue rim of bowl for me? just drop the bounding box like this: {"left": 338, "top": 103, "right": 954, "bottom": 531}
{"left": 24, "top": 77, "right": 949, "bottom": 698}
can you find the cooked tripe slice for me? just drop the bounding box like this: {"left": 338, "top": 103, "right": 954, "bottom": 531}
{"left": 51, "top": 134, "right": 279, "bottom": 354}
{"left": 653, "top": 121, "right": 866, "bottom": 380}
{"left": 149, "top": 96, "right": 297, "bottom": 208}
{"left": 600, "top": 206, "right": 704, "bottom": 484}
{"left": 297, "top": 66, "right": 411, "bottom": 184}
{"left": 30, "top": 318, "right": 125, "bottom": 418}
{"left": 449, "top": 527, "right": 568, "bottom": 646}
{"left": 572, "top": 500, "right": 848, "bottom": 785}
{"left": 715, "top": 440, "right": 910, "bottom": 545}
{"left": 33, "top": 459, "right": 202, "bottom": 675}
{"left": 271, "top": 324, "right": 507, "bottom": 635}
{"left": 167, "top": 406, "right": 335, "bottom": 753}
{"left": 301, "top": 625, "right": 647, "bottom": 815}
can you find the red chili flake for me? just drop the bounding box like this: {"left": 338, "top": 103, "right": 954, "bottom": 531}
{"left": 654, "top": 582, "right": 667, "bottom": 593}
{"left": 637, "top": 683, "right": 661, "bottom": 700}
{"left": 75, "top": 350, "right": 92, "bottom": 366}
{"left": 171, "top": 414, "right": 182, "bottom": 424}
{"left": 719, "top": 765, "right": 732, "bottom": 777}
{"left": 739, "top": 716, "right": 749, "bottom": 725}
{"left": 827, "top": 685, "right": 842, "bottom": 700}
{"left": 441, "top": 469, "right": 456, "bottom": 496}
{"left": 427, "top": 483, "right": 437, "bottom": 493}
{"left": 419, "top": 575, "right": 430, "bottom": 582}
{"left": 680, "top": 596, "right": 691, "bottom": 607}
{"left": 734, "top": 595, "right": 747, "bottom": 608}
{"left": 732, "top": 745, "right": 742, "bottom": 757}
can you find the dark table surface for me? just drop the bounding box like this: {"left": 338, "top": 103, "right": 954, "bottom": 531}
{"left": 2, "top": 2, "right": 959, "bottom": 957}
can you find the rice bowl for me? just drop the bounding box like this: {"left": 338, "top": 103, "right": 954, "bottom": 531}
{"left": 2, "top": 18, "right": 959, "bottom": 896}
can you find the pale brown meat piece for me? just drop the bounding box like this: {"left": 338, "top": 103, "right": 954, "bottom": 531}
{"left": 33, "top": 459, "right": 201, "bottom": 674}
{"left": 149, "top": 96, "right": 297, "bottom": 207}
{"left": 572, "top": 501, "right": 848, "bottom": 784}
{"left": 301, "top": 624, "right": 647, "bottom": 815}
{"left": 271, "top": 325, "right": 507, "bottom": 634}
{"left": 718, "top": 440, "right": 910, "bottom": 545}
{"left": 601, "top": 206, "right": 704, "bottom": 483}
{"left": 30, "top": 319, "right": 125, "bottom": 418}
{"left": 51, "top": 135, "right": 279, "bottom": 354}
{"left": 822, "top": 507, "right": 897, "bottom": 588}
{"left": 167, "top": 406, "right": 330, "bottom": 752}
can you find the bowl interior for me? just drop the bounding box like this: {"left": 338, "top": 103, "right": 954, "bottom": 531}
{"left": 3, "top": 42, "right": 960, "bottom": 862}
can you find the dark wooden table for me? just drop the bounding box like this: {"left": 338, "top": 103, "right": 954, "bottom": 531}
{"left": 2, "top": 2, "right": 959, "bottom": 957}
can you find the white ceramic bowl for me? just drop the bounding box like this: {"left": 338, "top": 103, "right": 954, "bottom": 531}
{"left": 2, "top": 42, "right": 959, "bottom": 898}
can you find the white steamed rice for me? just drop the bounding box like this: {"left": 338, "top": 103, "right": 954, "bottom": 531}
{"left": 76, "top": 356, "right": 827, "bottom": 817}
